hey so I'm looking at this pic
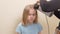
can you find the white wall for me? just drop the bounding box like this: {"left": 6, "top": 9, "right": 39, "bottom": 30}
{"left": 0, "top": 0, "right": 60, "bottom": 34}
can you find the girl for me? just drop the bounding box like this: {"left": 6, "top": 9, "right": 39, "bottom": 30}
{"left": 16, "top": 4, "right": 42, "bottom": 34}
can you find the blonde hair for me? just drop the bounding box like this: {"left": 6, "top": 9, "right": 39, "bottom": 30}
{"left": 22, "top": 4, "right": 38, "bottom": 25}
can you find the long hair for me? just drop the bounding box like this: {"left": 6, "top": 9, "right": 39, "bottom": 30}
{"left": 22, "top": 4, "right": 38, "bottom": 25}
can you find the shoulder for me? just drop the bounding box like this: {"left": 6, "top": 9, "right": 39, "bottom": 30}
{"left": 16, "top": 22, "right": 23, "bottom": 33}
{"left": 36, "top": 23, "right": 43, "bottom": 29}
{"left": 36, "top": 23, "right": 43, "bottom": 32}
{"left": 16, "top": 22, "right": 23, "bottom": 28}
{"left": 33, "top": 23, "right": 42, "bottom": 28}
{"left": 36, "top": 23, "right": 42, "bottom": 26}
{"left": 18, "top": 22, "right": 22, "bottom": 26}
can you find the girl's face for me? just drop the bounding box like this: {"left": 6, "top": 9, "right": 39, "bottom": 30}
{"left": 27, "top": 9, "right": 36, "bottom": 23}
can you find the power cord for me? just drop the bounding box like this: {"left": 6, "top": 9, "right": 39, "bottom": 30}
{"left": 45, "top": 15, "right": 50, "bottom": 34}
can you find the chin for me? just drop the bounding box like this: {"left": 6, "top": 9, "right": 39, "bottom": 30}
{"left": 29, "top": 21, "right": 34, "bottom": 23}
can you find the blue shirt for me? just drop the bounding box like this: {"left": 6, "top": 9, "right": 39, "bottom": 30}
{"left": 16, "top": 23, "right": 42, "bottom": 34}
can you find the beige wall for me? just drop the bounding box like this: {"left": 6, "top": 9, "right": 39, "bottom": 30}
{"left": 0, "top": 0, "right": 60, "bottom": 34}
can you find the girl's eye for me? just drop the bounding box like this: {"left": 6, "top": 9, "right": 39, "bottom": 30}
{"left": 33, "top": 14, "right": 36, "bottom": 16}
{"left": 29, "top": 14, "right": 36, "bottom": 16}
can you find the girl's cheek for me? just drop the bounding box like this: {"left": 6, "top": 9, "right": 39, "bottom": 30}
{"left": 27, "top": 16, "right": 30, "bottom": 20}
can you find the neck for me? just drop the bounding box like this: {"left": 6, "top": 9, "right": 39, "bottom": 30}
{"left": 28, "top": 22, "right": 33, "bottom": 25}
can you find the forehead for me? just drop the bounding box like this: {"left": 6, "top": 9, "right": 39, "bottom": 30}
{"left": 29, "top": 9, "right": 36, "bottom": 14}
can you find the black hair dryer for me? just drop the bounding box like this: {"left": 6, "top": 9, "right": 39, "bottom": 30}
{"left": 34, "top": 0, "right": 60, "bottom": 19}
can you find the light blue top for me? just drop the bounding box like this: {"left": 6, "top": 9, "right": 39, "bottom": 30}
{"left": 16, "top": 23, "right": 42, "bottom": 34}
